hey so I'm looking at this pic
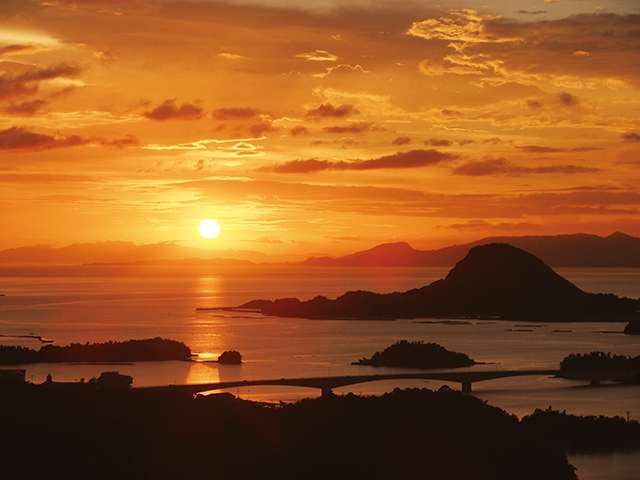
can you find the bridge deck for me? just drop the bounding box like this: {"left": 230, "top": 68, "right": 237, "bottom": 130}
{"left": 137, "top": 369, "right": 565, "bottom": 396}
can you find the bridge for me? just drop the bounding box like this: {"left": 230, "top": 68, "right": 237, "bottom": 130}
{"left": 138, "top": 369, "right": 570, "bottom": 397}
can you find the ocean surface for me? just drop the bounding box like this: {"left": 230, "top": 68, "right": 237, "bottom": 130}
{"left": 1, "top": 264, "right": 640, "bottom": 478}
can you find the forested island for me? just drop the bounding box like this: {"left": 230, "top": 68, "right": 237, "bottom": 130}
{"left": 239, "top": 244, "right": 640, "bottom": 321}
{"left": 559, "top": 351, "right": 640, "bottom": 384}
{"left": 0, "top": 337, "right": 192, "bottom": 364}
{"left": 353, "top": 340, "right": 476, "bottom": 368}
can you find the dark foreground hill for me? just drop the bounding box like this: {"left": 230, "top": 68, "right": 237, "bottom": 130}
{"left": 0, "top": 385, "right": 579, "bottom": 480}
{"left": 244, "top": 243, "right": 640, "bottom": 321}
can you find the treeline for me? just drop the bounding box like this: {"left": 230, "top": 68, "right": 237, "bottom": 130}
{"left": 0, "top": 386, "right": 579, "bottom": 480}
{"left": 521, "top": 407, "right": 640, "bottom": 453}
{"left": 0, "top": 337, "right": 191, "bottom": 364}
{"left": 353, "top": 340, "right": 475, "bottom": 368}
{"left": 560, "top": 351, "right": 640, "bottom": 370}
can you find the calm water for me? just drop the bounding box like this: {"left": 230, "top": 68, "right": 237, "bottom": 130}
{"left": 1, "top": 264, "right": 640, "bottom": 478}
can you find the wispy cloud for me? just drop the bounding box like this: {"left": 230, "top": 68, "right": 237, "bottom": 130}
{"left": 261, "top": 149, "right": 457, "bottom": 173}
{"left": 453, "top": 157, "right": 600, "bottom": 176}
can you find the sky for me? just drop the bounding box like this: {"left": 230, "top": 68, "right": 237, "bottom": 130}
{"left": 1, "top": 0, "right": 640, "bottom": 259}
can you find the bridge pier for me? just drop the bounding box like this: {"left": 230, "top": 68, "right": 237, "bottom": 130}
{"left": 461, "top": 381, "right": 472, "bottom": 393}
{"left": 321, "top": 386, "right": 334, "bottom": 397}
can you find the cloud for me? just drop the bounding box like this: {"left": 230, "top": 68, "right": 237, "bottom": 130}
{"left": 514, "top": 11, "right": 547, "bottom": 15}
{"left": 0, "top": 44, "right": 41, "bottom": 56}
{"left": 453, "top": 157, "right": 600, "bottom": 176}
{"left": 211, "top": 107, "right": 259, "bottom": 120}
{"left": 251, "top": 235, "right": 283, "bottom": 244}
{"left": 262, "top": 149, "right": 457, "bottom": 173}
{"left": 313, "top": 64, "right": 376, "bottom": 79}
{"left": 322, "top": 122, "right": 385, "bottom": 134}
{"left": 392, "top": 137, "right": 411, "bottom": 146}
{"left": 0, "top": 126, "right": 140, "bottom": 152}
{"left": 3, "top": 99, "right": 47, "bottom": 116}
{"left": 218, "top": 53, "right": 244, "bottom": 60}
{"left": 249, "top": 122, "right": 279, "bottom": 137}
{"left": 306, "top": 103, "right": 359, "bottom": 119}
{"left": 290, "top": 126, "right": 308, "bottom": 136}
{"left": 0, "top": 126, "right": 86, "bottom": 151}
{"left": 408, "top": 9, "right": 520, "bottom": 45}
{"left": 143, "top": 99, "right": 203, "bottom": 121}
{"left": 516, "top": 145, "right": 602, "bottom": 153}
{"left": 622, "top": 132, "right": 640, "bottom": 142}
{"left": 425, "top": 138, "right": 452, "bottom": 147}
{"left": 0, "top": 63, "right": 82, "bottom": 101}
{"left": 558, "top": 91, "right": 579, "bottom": 107}
{"left": 296, "top": 50, "right": 338, "bottom": 61}
{"left": 443, "top": 219, "right": 539, "bottom": 230}
{"left": 102, "top": 135, "right": 141, "bottom": 149}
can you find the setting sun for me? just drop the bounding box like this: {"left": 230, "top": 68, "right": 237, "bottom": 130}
{"left": 198, "top": 219, "right": 221, "bottom": 239}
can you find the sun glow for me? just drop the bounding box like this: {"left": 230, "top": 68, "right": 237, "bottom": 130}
{"left": 198, "top": 219, "right": 221, "bottom": 239}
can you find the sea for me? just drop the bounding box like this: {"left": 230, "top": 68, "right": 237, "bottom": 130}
{"left": 1, "top": 264, "right": 640, "bottom": 479}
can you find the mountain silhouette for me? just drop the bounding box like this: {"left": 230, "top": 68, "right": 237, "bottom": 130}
{"left": 248, "top": 243, "right": 640, "bottom": 321}
{"left": 300, "top": 232, "right": 640, "bottom": 268}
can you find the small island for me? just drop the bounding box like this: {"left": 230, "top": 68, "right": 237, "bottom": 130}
{"left": 217, "top": 350, "right": 242, "bottom": 364}
{"left": 0, "top": 337, "right": 192, "bottom": 364}
{"left": 352, "top": 340, "right": 476, "bottom": 369}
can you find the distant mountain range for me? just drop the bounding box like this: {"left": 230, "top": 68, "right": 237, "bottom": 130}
{"left": 242, "top": 243, "right": 640, "bottom": 322}
{"left": 300, "top": 232, "right": 640, "bottom": 268}
{"left": 1, "top": 232, "right": 640, "bottom": 268}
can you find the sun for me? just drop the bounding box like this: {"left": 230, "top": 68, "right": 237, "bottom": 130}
{"left": 198, "top": 219, "right": 221, "bottom": 239}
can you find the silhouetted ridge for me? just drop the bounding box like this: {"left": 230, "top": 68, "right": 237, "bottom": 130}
{"left": 424, "top": 243, "right": 588, "bottom": 318}
{"left": 246, "top": 243, "right": 640, "bottom": 321}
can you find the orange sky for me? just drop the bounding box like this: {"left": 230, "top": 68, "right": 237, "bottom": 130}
{"left": 1, "top": 0, "right": 640, "bottom": 258}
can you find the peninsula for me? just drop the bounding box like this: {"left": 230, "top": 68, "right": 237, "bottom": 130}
{"left": 239, "top": 243, "right": 640, "bottom": 321}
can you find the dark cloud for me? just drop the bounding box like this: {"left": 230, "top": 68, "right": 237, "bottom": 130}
{"left": 0, "top": 126, "right": 140, "bottom": 152}
{"left": 425, "top": 138, "right": 452, "bottom": 147}
{"left": 453, "top": 157, "right": 600, "bottom": 177}
{"left": 0, "top": 63, "right": 82, "bottom": 101}
{"left": 441, "top": 109, "right": 462, "bottom": 117}
{"left": 526, "top": 100, "right": 543, "bottom": 109}
{"left": 102, "top": 135, "right": 141, "bottom": 149}
{"left": 0, "top": 126, "right": 86, "bottom": 151}
{"left": 483, "top": 137, "right": 503, "bottom": 144}
{"left": 290, "top": 126, "right": 308, "bottom": 136}
{"left": 3, "top": 99, "right": 47, "bottom": 116}
{"left": 262, "top": 149, "right": 457, "bottom": 173}
{"left": 306, "top": 103, "right": 359, "bottom": 119}
{"left": 0, "top": 45, "right": 37, "bottom": 56}
{"left": 392, "top": 136, "right": 411, "bottom": 146}
{"left": 322, "top": 122, "right": 385, "bottom": 134}
{"left": 514, "top": 10, "right": 547, "bottom": 15}
{"left": 622, "top": 132, "right": 640, "bottom": 142}
{"left": 458, "top": 140, "right": 474, "bottom": 146}
{"left": 143, "top": 99, "right": 203, "bottom": 121}
{"left": 558, "top": 92, "right": 579, "bottom": 107}
{"left": 249, "top": 122, "right": 278, "bottom": 137}
{"left": 211, "top": 107, "right": 259, "bottom": 120}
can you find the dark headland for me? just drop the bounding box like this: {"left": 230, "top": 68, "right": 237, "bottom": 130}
{"left": 240, "top": 243, "right": 640, "bottom": 321}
